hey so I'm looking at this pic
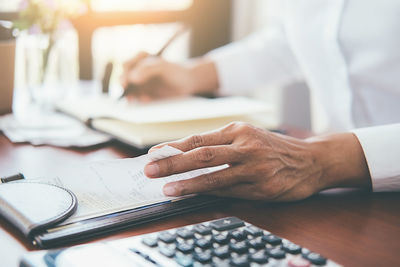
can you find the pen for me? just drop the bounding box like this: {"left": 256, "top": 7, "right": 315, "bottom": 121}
{"left": 119, "top": 25, "right": 188, "bottom": 99}
{"left": 102, "top": 61, "right": 114, "bottom": 94}
{"left": 0, "top": 173, "right": 25, "bottom": 184}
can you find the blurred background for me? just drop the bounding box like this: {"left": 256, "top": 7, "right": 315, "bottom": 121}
{"left": 0, "top": 0, "right": 311, "bottom": 130}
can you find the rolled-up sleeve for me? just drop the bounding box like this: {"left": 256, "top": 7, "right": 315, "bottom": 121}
{"left": 352, "top": 124, "right": 400, "bottom": 192}
{"left": 207, "top": 25, "right": 303, "bottom": 96}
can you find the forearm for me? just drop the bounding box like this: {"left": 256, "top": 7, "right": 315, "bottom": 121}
{"left": 307, "top": 133, "right": 372, "bottom": 191}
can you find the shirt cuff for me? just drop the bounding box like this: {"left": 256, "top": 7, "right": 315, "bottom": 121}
{"left": 352, "top": 124, "right": 400, "bottom": 192}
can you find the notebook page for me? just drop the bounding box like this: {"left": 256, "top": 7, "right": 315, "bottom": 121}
{"left": 40, "top": 146, "right": 226, "bottom": 224}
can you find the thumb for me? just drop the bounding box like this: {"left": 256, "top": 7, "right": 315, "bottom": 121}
{"left": 128, "top": 60, "right": 165, "bottom": 84}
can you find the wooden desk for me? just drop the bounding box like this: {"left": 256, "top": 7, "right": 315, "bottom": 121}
{"left": 1, "top": 133, "right": 399, "bottom": 267}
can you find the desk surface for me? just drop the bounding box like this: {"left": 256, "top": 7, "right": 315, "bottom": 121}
{"left": 1, "top": 133, "right": 399, "bottom": 267}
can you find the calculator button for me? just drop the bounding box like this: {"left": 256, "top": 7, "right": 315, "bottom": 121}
{"left": 158, "top": 232, "right": 177, "bottom": 243}
{"left": 175, "top": 254, "right": 194, "bottom": 267}
{"left": 193, "top": 263, "right": 212, "bottom": 267}
{"left": 159, "top": 246, "right": 175, "bottom": 258}
{"left": 230, "top": 255, "right": 250, "bottom": 267}
{"left": 212, "top": 245, "right": 230, "bottom": 258}
{"left": 142, "top": 236, "right": 158, "bottom": 247}
{"left": 249, "top": 250, "right": 269, "bottom": 264}
{"left": 210, "top": 217, "right": 245, "bottom": 231}
{"left": 230, "top": 229, "right": 246, "bottom": 241}
{"left": 229, "top": 241, "right": 248, "bottom": 254}
{"left": 243, "top": 226, "right": 264, "bottom": 237}
{"left": 266, "top": 247, "right": 286, "bottom": 259}
{"left": 193, "top": 251, "right": 212, "bottom": 263}
{"left": 303, "top": 252, "right": 327, "bottom": 266}
{"left": 195, "top": 238, "right": 212, "bottom": 249}
{"left": 282, "top": 242, "right": 302, "bottom": 254}
{"left": 177, "top": 242, "right": 194, "bottom": 254}
{"left": 211, "top": 258, "right": 231, "bottom": 267}
{"left": 213, "top": 233, "right": 230, "bottom": 244}
{"left": 288, "top": 256, "right": 311, "bottom": 267}
{"left": 247, "top": 237, "right": 266, "bottom": 249}
{"left": 262, "top": 234, "right": 282, "bottom": 245}
{"left": 177, "top": 228, "right": 195, "bottom": 239}
{"left": 194, "top": 224, "right": 212, "bottom": 235}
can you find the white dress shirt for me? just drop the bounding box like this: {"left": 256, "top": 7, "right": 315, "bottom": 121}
{"left": 208, "top": 0, "right": 400, "bottom": 191}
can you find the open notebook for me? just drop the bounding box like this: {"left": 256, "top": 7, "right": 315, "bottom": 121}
{"left": 41, "top": 146, "right": 226, "bottom": 226}
{"left": 56, "top": 96, "right": 272, "bottom": 148}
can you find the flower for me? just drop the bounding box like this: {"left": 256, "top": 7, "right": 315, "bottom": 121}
{"left": 18, "top": 0, "right": 29, "bottom": 10}
{"left": 28, "top": 24, "right": 41, "bottom": 34}
{"left": 13, "top": 0, "right": 88, "bottom": 35}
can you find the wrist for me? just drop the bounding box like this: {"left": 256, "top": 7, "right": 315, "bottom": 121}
{"left": 306, "top": 133, "right": 372, "bottom": 191}
{"left": 186, "top": 58, "right": 219, "bottom": 95}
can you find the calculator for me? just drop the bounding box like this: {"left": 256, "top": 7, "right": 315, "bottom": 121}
{"left": 20, "top": 217, "right": 342, "bottom": 267}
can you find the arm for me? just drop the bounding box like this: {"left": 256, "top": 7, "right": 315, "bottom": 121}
{"left": 144, "top": 122, "right": 374, "bottom": 202}
{"left": 120, "top": 8, "right": 303, "bottom": 100}
{"left": 207, "top": 28, "right": 303, "bottom": 96}
{"left": 120, "top": 54, "right": 219, "bottom": 101}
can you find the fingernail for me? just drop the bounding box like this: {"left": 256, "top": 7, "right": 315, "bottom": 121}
{"left": 145, "top": 163, "right": 159, "bottom": 177}
{"left": 148, "top": 147, "right": 159, "bottom": 153}
{"left": 163, "top": 184, "right": 177, "bottom": 196}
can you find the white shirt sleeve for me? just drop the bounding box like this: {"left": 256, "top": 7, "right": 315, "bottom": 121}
{"left": 352, "top": 124, "right": 400, "bottom": 192}
{"left": 207, "top": 25, "right": 303, "bottom": 96}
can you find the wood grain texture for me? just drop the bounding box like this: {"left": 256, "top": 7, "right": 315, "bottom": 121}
{"left": 0, "top": 134, "right": 399, "bottom": 267}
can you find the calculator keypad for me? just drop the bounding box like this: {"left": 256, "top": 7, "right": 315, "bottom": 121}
{"left": 136, "top": 217, "right": 334, "bottom": 266}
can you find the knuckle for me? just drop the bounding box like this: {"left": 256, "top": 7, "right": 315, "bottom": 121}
{"left": 163, "top": 157, "right": 176, "bottom": 174}
{"left": 194, "top": 147, "right": 215, "bottom": 163}
{"left": 174, "top": 182, "right": 187, "bottom": 195}
{"left": 229, "top": 121, "right": 253, "bottom": 135}
{"left": 188, "top": 134, "right": 204, "bottom": 150}
{"left": 138, "top": 51, "right": 149, "bottom": 58}
{"left": 226, "top": 121, "right": 242, "bottom": 131}
{"left": 205, "top": 174, "right": 223, "bottom": 190}
{"left": 250, "top": 139, "right": 265, "bottom": 150}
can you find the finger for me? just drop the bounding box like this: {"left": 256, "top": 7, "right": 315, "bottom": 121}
{"left": 162, "top": 166, "right": 244, "bottom": 196}
{"left": 121, "top": 52, "right": 151, "bottom": 88}
{"left": 138, "top": 94, "right": 153, "bottom": 103}
{"left": 127, "top": 59, "right": 165, "bottom": 85}
{"left": 123, "top": 51, "right": 149, "bottom": 71}
{"left": 145, "top": 145, "right": 239, "bottom": 178}
{"left": 149, "top": 127, "right": 235, "bottom": 153}
{"left": 126, "top": 93, "right": 157, "bottom": 103}
{"left": 120, "top": 73, "right": 128, "bottom": 89}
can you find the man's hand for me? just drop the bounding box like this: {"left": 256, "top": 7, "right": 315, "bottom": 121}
{"left": 144, "top": 122, "right": 372, "bottom": 201}
{"left": 120, "top": 52, "right": 219, "bottom": 102}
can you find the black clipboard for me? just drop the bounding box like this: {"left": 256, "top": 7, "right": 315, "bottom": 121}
{"left": 33, "top": 195, "right": 224, "bottom": 248}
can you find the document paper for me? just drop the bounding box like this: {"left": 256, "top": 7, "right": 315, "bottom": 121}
{"left": 39, "top": 146, "right": 226, "bottom": 225}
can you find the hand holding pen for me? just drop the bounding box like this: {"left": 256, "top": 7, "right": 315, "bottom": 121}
{"left": 119, "top": 25, "right": 196, "bottom": 101}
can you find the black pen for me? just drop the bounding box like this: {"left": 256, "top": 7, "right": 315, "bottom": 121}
{"left": 102, "top": 61, "right": 114, "bottom": 94}
{"left": 119, "top": 25, "right": 188, "bottom": 99}
{"left": 0, "top": 173, "right": 25, "bottom": 184}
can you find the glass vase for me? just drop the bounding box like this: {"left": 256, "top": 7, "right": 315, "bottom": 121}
{"left": 24, "top": 33, "right": 63, "bottom": 108}
{"left": 13, "top": 30, "right": 78, "bottom": 125}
